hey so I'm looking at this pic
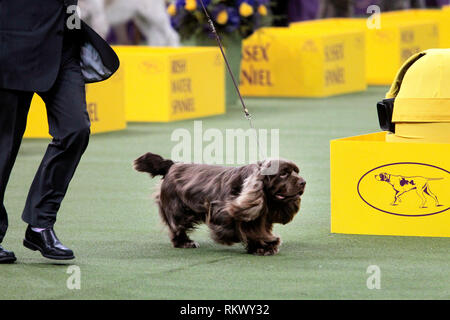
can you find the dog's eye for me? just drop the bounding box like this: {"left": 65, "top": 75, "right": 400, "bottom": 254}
{"left": 280, "top": 172, "right": 289, "bottom": 179}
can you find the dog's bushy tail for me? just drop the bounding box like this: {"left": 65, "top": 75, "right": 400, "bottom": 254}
{"left": 134, "top": 152, "right": 174, "bottom": 178}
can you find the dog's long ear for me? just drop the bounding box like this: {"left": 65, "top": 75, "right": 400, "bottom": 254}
{"left": 258, "top": 160, "right": 273, "bottom": 186}
{"left": 258, "top": 159, "right": 279, "bottom": 176}
{"left": 224, "top": 166, "right": 265, "bottom": 222}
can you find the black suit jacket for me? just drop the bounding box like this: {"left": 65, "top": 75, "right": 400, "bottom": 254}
{"left": 0, "top": 0, "right": 119, "bottom": 92}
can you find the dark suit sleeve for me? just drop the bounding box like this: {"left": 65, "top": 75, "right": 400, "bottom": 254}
{"left": 60, "top": 0, "right": 78, "bottom": 7}
{"left": 0, "top": 0, "right": 66, "bottom": 92}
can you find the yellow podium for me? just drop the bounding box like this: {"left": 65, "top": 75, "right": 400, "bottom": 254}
{"left": 384, "top": 49, "right": 450, "bottom": 144}
{"left": 444, "top": 6, "right": 450, "bottom": 48}
{"left": 239, "top": 27, "right": 366, "bottom": 97}
{"left": 330, "top": 132, "right": 450, "bottom": 238}
{"left": 24, "top": 67, "right": 126, "bottom": 138}
{"left": 113, "top": 46, "right": 225, "bottom": 122}
{"left": 291, "top": 17, "right": 439, "bottom": 85}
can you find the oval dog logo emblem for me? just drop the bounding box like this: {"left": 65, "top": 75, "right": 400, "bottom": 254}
{"left": 358, "top": 163, "right": 450, "bottom": 217}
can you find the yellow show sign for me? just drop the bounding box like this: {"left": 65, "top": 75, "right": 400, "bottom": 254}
{"left": 24, "top": 67, "right": 126, "bottom": 138}
{"left": 382, "top": 9, "right": 450, "bottom": 49}
{"left": 292, "top": 17, "right": 439, "bottom": 85}
{"left": 368, "top": 18, "right": 439, "bottom": 85}
{"left": 239, "top": 27, "right": 366, "bottom": 98}
{"left": 330, "top": 132, "right": 450, "bottom": 238}
{"left": 113, "top": 46, "right": 225, "bottom": 122}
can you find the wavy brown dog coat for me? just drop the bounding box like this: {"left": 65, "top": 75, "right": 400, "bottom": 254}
{"left": 134, "top": 153, "right": 306, "bottom": 255}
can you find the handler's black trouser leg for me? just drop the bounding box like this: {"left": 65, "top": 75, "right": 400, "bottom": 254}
{"left": 0, "top": 90, "right": 34, "bottom": 243}
{"left": 22, "top": 41, "right": 91, "bottom": 229}
{"left": 0, "top": 35, "right": 90, "bottom": 241}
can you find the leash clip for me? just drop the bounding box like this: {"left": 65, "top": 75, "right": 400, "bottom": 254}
{"left": 208, "top": 19, "right": 217, "bottom": 34}
{"left": 244, "top": 108, "right": 252, "bottom": 120}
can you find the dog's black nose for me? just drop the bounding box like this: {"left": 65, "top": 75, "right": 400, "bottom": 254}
{"left": 297, "top": 180, "right": 306, "bottom": 194}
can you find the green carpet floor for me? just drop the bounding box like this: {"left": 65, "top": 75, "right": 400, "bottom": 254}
{"left": 1, "top": 86, "right": 449, "bottom": 299}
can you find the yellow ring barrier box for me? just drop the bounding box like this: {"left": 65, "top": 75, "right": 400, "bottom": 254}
{"left": 239, "top": 27, "right": 366, "bottom": 97}
{"left": 24, "top": 67, "right": 126, "bottom": 138}
{"left": 292, "top": 17, "right": 439, "bottom": 85}
{"left": 330, "top": 132, "right": 450, "bottom": 238}
{"left": 113, "top": 46, "right": 225, "bottom": 122}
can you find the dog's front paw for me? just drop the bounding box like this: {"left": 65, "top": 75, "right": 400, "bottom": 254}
{"left": 254, "top": 246, "right": 279, "bottom": 256}
{"left": 175, "top": 241, "right": 199, "bottom": 249}
{"left": 266, "top": 237, "right": 281, "bottom": 247}
{"left": 247, "top": 237, "right": 280, "bottom": 256}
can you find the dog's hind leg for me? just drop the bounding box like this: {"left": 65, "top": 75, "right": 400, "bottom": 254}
{"left": 157, "top": 198, "right": 200, "bottom": 249}
{"left": 423, "top": 185, "right": 441, "bottom": 207}
{"left": 171, "top": 229, "right": 199, "bottom": 249}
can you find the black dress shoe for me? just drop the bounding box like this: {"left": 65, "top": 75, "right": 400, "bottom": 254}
{"left": 23, "top": 226, "right": 75, "bottom": 260}
{"left": 0, "top": 245, "right": 16, "bottom": 264}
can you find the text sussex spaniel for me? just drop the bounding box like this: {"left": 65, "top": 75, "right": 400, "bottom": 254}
{"left": 134, "top": 153, "right": 306, "bottom": 255}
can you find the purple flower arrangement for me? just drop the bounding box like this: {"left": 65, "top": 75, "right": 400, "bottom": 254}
{"left": 167, "top": 0, "right": 273, "bottom": 41}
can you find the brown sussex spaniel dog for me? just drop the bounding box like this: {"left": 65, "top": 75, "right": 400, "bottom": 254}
{"left": 134, "top": 153, "right": 306, "bottom": 255}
